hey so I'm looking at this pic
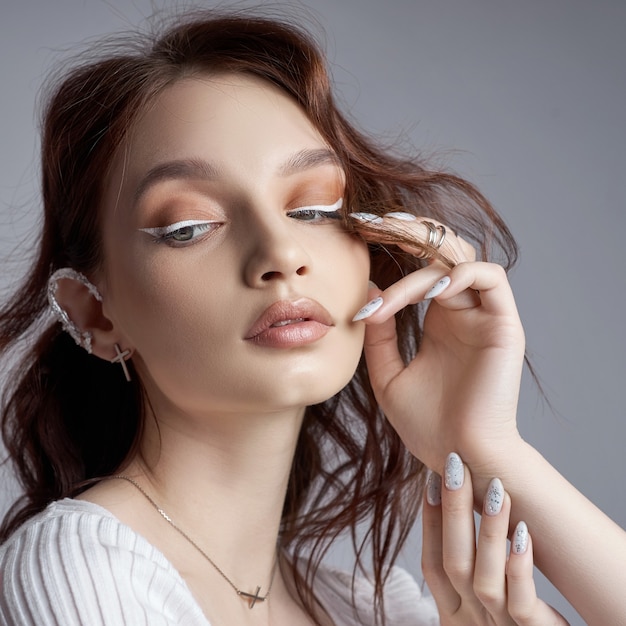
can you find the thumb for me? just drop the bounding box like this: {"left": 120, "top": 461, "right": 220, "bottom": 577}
{"left": 360, "top": 305, "right": 406, "bottom": 397}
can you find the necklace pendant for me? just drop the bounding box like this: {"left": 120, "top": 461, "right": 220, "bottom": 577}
{"left": 109, "top": 477, "right": 276, "bottom": 608}
{"left": 239, "top": 586, "right": 265, "bottom": 609}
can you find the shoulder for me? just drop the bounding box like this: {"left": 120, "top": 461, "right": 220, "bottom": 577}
{"left": 0, "top": 499, "right": 208, "bottom": 626}
{"left": 315, "top": 563, "right": 440, "bottom": 626}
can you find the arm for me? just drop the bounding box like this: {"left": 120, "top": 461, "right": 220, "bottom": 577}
{"left": 352, "top": 213, "right": 626, "bottom": 624}
{"left": 471, "top": 440, "right": 626, "bottom": 626}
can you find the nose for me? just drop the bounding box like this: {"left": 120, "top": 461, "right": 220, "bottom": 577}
{"left": 242, "top": 214, "right": 311, "bottom": 288}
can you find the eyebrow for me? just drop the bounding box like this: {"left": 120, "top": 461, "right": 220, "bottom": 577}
{"left": 133, "top": 148, "right": 341, "bottom": 203}
{"left": 277, "top": 148, "right": 341, "bottom": 176}
{"left": 133, "top": 158, "right": 220, "bottom": 203}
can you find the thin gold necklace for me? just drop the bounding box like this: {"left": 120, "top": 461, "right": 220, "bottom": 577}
{"left": 109, "top": 475, "right": 278, "bottom": 609}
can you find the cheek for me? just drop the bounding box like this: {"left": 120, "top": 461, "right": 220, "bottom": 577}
{"left": 104, "top": 248, "right": 229, "bottom": 354}
{"left": 323, "top": 233, "right": 370, "bottom": 296}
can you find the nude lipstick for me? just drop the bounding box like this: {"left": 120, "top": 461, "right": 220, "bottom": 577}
{"left": 244, "top": 298, "right": 334, "bottom": 348}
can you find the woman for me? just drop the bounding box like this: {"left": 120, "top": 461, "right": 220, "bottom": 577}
{"left": 0, "top": 10, "right": 623, "bottom": 626}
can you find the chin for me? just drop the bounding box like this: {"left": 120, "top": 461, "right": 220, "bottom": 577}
{"left": 271, "top": 360, "right": 359, "bottom": 409}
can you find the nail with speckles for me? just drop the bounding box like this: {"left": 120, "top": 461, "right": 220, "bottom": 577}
{"left": 349, "top": 212, "right": 384, "bottom": 224}
{"left": 426, "top": 472, "right": 442, "bottom": 506}
{"left": 385, "top": 211, "right": 417, "bottom": 221}
{"left": 484, "top": 478, "right": 504, "bottom": 516}
{"left": 444, "top": 452, "right": 464, "bottom": 490}
{"left": 512, "top": 521, "right": 529, "bottom": 554}
{"left": 352, "top": 296, "right": 383, "bottom": 321}
{"left": 425, "top": 276, "right": 451, "bottom": 300}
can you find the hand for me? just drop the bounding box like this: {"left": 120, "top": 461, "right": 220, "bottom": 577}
{"left": 352, "top": 213, "right": 527, "bottom": 472}
{"left": 422, "top": 455, "right": 568, "bottom": 626}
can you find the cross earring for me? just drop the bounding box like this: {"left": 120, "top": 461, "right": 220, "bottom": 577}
{"left": 111, "top": 343, "right": 132, "bottom": 382}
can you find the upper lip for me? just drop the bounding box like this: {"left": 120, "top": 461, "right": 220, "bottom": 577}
{"left": 244, "top": 297, "right": 334, "bottom": 339}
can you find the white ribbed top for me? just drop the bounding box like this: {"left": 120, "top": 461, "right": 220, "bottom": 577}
{"left": 0, "top": 499, "right": 439, "bottom": 625}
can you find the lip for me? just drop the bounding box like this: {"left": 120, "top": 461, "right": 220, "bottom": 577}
{"left": 244, "top": 298, "right": 334, "bottom": 348}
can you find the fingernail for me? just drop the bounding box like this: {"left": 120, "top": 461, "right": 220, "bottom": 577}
{"left": 368, "top": 280, "right": 379, "bottom": 289}
{"left": 424, "top": 276, "right": 451, "bottom": 300}
{"left": 426, "top": 472, "right": 442, "bottom": 506}
{"left": 352, "top": 296, "right": 383, "bottom": 321}
{"left": 444, "top": 452, "right": 464, "bottom": 490}
{"left": 484, "top": 478, "right": 504, "bottom": 516}
{"left": 349, "top": 212, "right": 384, "bottom": 224}
{"left": 385, "top": 211, "right": 417, "bottom": 221}
{"left": 512, "top": 521, "right": 529, "bottom": 554}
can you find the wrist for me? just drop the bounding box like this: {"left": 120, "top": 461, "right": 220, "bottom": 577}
{"left": 454, "top": 436, "right": 538, "bottom": 508}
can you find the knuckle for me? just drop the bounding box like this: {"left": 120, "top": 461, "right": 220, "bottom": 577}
{"left": 487, "top": 261, "right": 507, "bottom": 280}
{"left": 479, "top": 521, "right": 504, "bottom": 540}
{"left": 507, "top": 600, "right": 537, "bottom": 624}
{"left": 441, "top": 497, "right": 468, "bottom": 517}
{"left": 420, "top": 558, "right": 443, "bottom": 585}
{"left": 442, "top": 558, "right": 474, "bottom": 582}
{"left": 505, "top": 569, "right": 526, "bottom": 586}
{"left": 478, "top": 529, "right": 507, "bottom": 549}
{"left": 472, "top": 580, "right": 502, "bottom": 607}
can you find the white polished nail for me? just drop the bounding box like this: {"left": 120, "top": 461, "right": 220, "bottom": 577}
{"left": 385, "top": 211, "right": 417, "bottom": 221}
{"left": 512, "top": 521, "right": 529, "bottom": 554}
{"left": 424, "top": 276, "right": 451, "bottom": 300}
{"left": 484, "top": 478, "right": 504, "bottom": 516}
{"left": 426, "top": 472, "right": 442, "bottom": 506}
{"left": 444, "top": 452, "right": 464, "bottom": 490}
{"left": 352, "top": 296, "right": 383, "bottom": 321}
{"left": 349, "top": 212, "right": 384, "bottom": 224}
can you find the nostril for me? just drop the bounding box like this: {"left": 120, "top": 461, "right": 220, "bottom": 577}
{"left": 261, "top": 271, "right": 281, "bottom": 281}
{"left": 261, "top": 266, "right": 307, "bottom": 281}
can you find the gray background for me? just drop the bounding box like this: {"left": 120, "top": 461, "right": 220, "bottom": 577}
{"left": 1, "top": 1, "right": 624, "bottom": 624}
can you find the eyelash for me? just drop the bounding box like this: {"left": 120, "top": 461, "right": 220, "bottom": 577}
{"left": 139, "top": 198, "right": 344, "bottom": 247}
{"left": 139, "top": 220, "right": 219, "bottom": 246}
{"left": 286, "top": 198, "right": 344, "bottom": 222}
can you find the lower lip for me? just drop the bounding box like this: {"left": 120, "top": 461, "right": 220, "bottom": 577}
{"left": 246, "top": 320, "right": 331, "bottom": 348}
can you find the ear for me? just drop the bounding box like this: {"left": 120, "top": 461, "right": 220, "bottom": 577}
{"left": 48, "top": 268, "right": 129, "bottom": 363}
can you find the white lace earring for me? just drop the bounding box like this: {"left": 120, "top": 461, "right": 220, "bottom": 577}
{"left": 47, "top": 267, "right": 103, "bottom": 354}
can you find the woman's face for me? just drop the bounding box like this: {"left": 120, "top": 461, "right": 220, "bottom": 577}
{"left": 99, "top": 74, "right": 370, "bottom": 417}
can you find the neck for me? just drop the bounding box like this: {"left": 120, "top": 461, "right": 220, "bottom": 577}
{"left": 124, "top": 402, "right": 306, "bottom": 586}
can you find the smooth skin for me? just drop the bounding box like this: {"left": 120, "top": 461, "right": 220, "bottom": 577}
{"left": 57, "top": 73, "right": 625, "bottom": 625}
{"left": 422, "top": 466, "right": 566, "bottom": 625}
{"left": 355, "top": 212, "right": 626, "bottom": 625}
{"left": 72, "top": 74, "right": 369, "bottom": 626}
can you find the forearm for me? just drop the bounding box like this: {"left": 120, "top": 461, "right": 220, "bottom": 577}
{"left": 467, "top": 440, "right": 626, "bottom": 625}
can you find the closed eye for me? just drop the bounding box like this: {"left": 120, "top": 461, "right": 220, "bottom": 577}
{"left": 139, "top": 219, "right": 220, "bottom": 246}
{"left": 286, "top": 198, "right": 344, "bottom": 222}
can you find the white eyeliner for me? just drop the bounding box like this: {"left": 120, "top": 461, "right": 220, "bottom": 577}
{"left": 139, "top": 219, "right": 217, "bottom": 237}
{"left": 290, "top": 198, "right": 343, "bottom": 212}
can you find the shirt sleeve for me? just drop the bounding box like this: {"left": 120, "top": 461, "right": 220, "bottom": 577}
{"left": 0, "top": 504, "right": 209, "bottom": 626}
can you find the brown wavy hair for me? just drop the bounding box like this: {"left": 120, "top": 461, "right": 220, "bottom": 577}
{"left": 0, "top": 8, "right": 516, "bottom": 623}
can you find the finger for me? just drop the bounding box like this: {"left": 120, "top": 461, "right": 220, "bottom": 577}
{"left": 356, "top": 257, "right": 456, "bottom": 396}
{"left": 433, "top": 261, "right": 518, "bottom": 316}
{"left": 422, "top": 471, "right": 462, "bottom": 615}
{"left": 360, "top": 313, "right": 405, "bottom": 396}
{"left": 349, "top": 212, "right": 510, "bottom": 318}
{"left": 354, "top": 258, "right": 512, "bottom": 326}
{"left": 473, "top": 479, "right": 516, "bottom": 622}
{"left": 349, "top": 211, "right": 471, "bottom": 266}
{"left": 355, "top": 262, "right": 448, "bottom": 325}
{"left": 507, "top": 526, "right": 570, "bottom": 625}
{"left": 357, "top": 265, "right": 450, "bottom": 393}
{"left": 441, "top": 453, "right": 481, "bottom": 607}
